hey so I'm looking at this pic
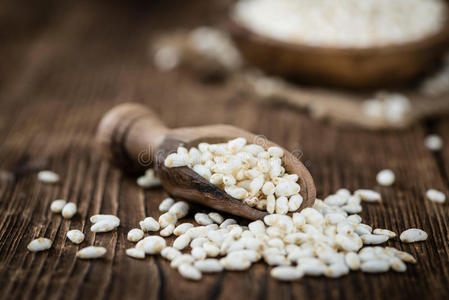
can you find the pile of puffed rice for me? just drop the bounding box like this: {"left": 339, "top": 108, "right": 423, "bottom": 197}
{"left": 164, "top": 138, "right": 303, "bottom": 213}
{"left": 25, "top": 187, "right": 429, "bottom": 280}
{"left": 29, "top": 135, "right": 447, "bottom": 281}
{"left": 153, "top": 27, "right": 242, "bottom": 73}
{"left": 125, "top": 190, "right": 428, "bottom": 281}
{"left": 362, "top": 92, "right": 412, "bottom": 125}
{"left": 233, "top": 0, "right": 446, "bottom": 48}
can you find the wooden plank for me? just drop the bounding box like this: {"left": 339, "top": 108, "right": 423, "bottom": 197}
{"left": 0, "top": 0, "right": 448, "bottom": 299}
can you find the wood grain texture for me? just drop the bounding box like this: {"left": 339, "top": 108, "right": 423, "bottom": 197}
{"left": 0, "top": 0, "right": 448, "bottom": 300}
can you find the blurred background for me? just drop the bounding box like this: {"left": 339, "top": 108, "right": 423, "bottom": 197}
{"left": 1, "top": 1, "right": 449, "bottom": 300}
{"left": 2, "top": 0, "right": 449, "bottom": 130}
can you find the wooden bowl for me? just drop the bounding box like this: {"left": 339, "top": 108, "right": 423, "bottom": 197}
{"left": 228, "top": 17, "right": 449, "bottom": 89}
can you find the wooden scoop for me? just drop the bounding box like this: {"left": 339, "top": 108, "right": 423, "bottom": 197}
{"left": 96, "top": 103, "right": 316, "bottom": 220}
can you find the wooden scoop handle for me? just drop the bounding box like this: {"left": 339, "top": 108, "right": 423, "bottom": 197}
{"left": 96, "top": 103, "right": 169, "bottom": 172}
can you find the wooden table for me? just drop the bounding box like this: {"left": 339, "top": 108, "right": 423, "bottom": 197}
{"left": 1, "top": 1, "right": 449, "bottom": 299}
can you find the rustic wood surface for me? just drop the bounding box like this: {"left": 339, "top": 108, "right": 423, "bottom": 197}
{"left": 1, "top": 0, "right": 449, "bottom": 299}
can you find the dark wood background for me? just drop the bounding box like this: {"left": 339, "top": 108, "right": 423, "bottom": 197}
{"left": 1, "top": 0, "right": 449, "bottom": 299}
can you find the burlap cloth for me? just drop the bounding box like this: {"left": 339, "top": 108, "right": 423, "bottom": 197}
{"left": 152, "top": 28, "right": 449, "bottom": 130}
